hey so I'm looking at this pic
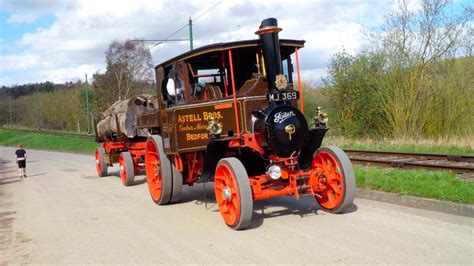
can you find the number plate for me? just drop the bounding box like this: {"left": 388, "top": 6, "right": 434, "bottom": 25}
{"left": 267, "top": 91, "right": 299, "bottom": 102}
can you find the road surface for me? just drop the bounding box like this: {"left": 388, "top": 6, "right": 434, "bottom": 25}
{"left": 0, "top": 146, "right": 472, "bottom": 264}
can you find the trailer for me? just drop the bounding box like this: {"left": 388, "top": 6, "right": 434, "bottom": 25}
{"left": 94, "top": 94, "right": 157, "bottom": 186}
{"left": 95, "top": 138, "right": 146, "bottom": 186}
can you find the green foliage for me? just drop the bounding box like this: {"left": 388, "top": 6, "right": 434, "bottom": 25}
{"left": 324, "top": 52, "right": 474, "bottom": 138}
{"left": 322, "top": 51, "right": 387, "bottom": 137}
{"left": 323, "top": 0, "right": 473, "bottom": 140}
{"left": 0, "top": 83, "right": 90, "bottom": 132}
{"left": 301, "top": 82, "right": 333, "bottom": 122}
{"left": 355, "top": 166, "right": 474, "bottom": 204}
{"left": 0, "top": 129, "right": 98, "bottom": 153}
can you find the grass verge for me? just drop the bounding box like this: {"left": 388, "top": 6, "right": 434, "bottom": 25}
{"left": 356, "top": 166, "right": 474, "bottom": 204}
{"left": 0, "top": 129, "right": 98, "bottom": 154}
{"left": 324, "top": 136, "right": 473, "bottom": 155}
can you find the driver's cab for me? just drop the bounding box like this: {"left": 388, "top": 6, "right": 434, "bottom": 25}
{"left": 161, "top": 54, "right": 231, "bottom": 108}
{"left": 158, "top": 42, "right": 299, "bottom": 109}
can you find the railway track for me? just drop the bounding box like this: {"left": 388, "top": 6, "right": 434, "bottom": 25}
{"left": 344, "top": 149, "right": 474, "bottom": 175}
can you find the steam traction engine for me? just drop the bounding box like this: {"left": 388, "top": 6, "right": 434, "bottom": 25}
{"left": 96, "top": 18, "right": 356, "bottom": 230}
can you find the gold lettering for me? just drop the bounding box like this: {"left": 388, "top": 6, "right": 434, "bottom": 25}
{"left": 186, "top": 133, "right": 209, "bottom": 141}
{"left": 203, "top": 111, "right": 222, "bottom": 121}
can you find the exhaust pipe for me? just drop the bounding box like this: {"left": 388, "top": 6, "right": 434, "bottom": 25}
{"left": 255, "top": 18, "right": 283, "bottom": 94}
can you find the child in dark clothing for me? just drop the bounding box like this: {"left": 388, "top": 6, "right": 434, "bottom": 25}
{"left": 15, "top": 144, "right": 27, "bottom": 178}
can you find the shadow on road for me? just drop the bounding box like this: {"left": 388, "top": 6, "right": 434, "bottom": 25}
{"left": 174, "top": 182, "right": 359, "bottom": 230}
{"left": 132, "top": 177, "right": 147, "bottom": 186}
{"left": 0, "top": 159, "right": 12, "bottom": 164}
{"left": 109, "top": 171, "right": 147, "bottom": 186}
{"left": 0, "top": 178, "right": 22, "bottom": 185}
{"left": 248, "top": 197, "right": 358, "bottom": 229}
{"left": 0, "top": 176, "right": 19, "bottom": 182}
{"left": 0, "top": 170, "right": 15, "bottom": 175}
{"left": 27, "top": 173, "right": 47, "bottom": 177}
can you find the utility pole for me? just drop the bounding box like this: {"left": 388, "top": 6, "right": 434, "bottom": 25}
{"left": 36, "top": 87, "right": 42, "bottom": 130}
{"left": 85, "top": 74, "right": 91, "bottom": 134}
{"left": 8, "top": 96, "right": 12, "bottom": 128}
{"left": 188, "top": 17, "right": 193, "bottom": 50}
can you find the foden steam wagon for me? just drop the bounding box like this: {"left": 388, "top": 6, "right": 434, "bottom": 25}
{"left": 95, "top": 18, "right": 356, "bottom": 230}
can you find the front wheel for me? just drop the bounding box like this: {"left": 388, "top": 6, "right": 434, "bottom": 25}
{"left": 214, "top": 158, "right": 253, "bottom": 230}
{"left": 311, "top": 146, "right": 356, "bottom": 213}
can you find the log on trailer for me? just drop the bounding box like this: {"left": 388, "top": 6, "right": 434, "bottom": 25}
{"left": 96, "top": 94, "right": 158, "bottom": 139}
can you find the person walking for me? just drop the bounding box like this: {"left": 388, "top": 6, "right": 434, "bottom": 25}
{"left": 15, "top": 144, "right": 27, "bottom": 179}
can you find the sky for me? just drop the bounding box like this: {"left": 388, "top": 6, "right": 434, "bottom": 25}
{"left": 0, "top": 0, "right": 469, "bottom": 86}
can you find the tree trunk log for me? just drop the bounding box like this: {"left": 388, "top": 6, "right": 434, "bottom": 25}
{"left": 97, "top": 94, "right": 158, "bottom": 138}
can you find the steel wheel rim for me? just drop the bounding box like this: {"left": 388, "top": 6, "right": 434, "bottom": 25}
{"left": 95, "top": 149, "right": 101, "bottom": 175}
{"left": 312, "top": 151, "right": 345, "bottom": 209}
{"left": 146, "top": 140, "right": 162, "bottom": 201}
{"left": 119, "top": 154, "right": 126, "bottom": 185}
{"left": 214, "top": 163, "right": 241, "bottom": 226}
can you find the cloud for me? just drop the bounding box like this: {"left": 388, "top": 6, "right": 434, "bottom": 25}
{"left": 0, "top": 0, "right": 393, "bottom": 86}
{"left": 1, "top": 0, "right": 73, "bottom": 24}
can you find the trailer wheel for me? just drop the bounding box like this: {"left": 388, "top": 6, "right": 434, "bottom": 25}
{"left": 214, "top": 158, "right": 253, "bottom": 230}
{"left": 120, "top": 152, "right": 135, "bottom": 186}
{"left": 95, "top": 147, "right": 107, "bottom": 177}
{"left": 311, "top": 146, "right": 356, "bottom": 214}
{"left": 145, "top": 135, "right": 172, "bottom": 205}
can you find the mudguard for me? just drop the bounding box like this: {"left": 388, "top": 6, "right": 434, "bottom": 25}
{"left": 298, "top": 127, "right": 329, "bottom": 169}
{"left": 198, "top": 137, "right": 236, "bottom": 183}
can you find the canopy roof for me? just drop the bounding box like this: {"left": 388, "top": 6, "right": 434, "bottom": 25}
{"left": 155, "top": 39, "right": 305, "bottom": 69}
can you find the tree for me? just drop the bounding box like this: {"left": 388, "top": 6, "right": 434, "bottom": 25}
{"left": 92, "top": 40, "right": 154, "bottom": 117}
{"left": 104, "top": 40, "right": 153, "bottom": 100}
{"left": 372, "top": 0, "right": 472, "bottom": 138}
{"left": 325, "top": 0, "right": 473, "bottom": 138}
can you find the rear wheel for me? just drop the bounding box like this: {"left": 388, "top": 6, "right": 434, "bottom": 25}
{"left": 120, "top": 152, "right": 135, "bottom": 186}
{"left": 214, "top": 158, "right": 253, "bottom": 230}
{"left": 170, "top": 160, "right": 183, "bottom": 203}
{"left": 311, "top": 146, "right": 356, "bottom": 213}
{"left": 95, "top": 147, "right": 107, "bottom": 177}
{"left": 145, "top": 135, "right": 172, "bottom": 205}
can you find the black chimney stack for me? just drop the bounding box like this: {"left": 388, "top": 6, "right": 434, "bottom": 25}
{"left": 255, "top": 18, "right": 283, "bottom": 93}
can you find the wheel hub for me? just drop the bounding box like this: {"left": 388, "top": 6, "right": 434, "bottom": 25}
{"left": 222, "top": 186, "right": 232, "bottom": 201}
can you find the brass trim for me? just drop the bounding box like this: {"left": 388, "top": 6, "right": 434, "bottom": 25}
{"left": 255, "top": 26, "right": 282, "bottom": 35}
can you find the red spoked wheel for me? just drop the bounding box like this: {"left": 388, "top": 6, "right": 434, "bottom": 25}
{"left": 120, "top": 151, "right": 135, "bottom": 186}
{"left": 145, "top": 135, "right": 172, "bottom": 205}
{"left": 95, "top": 147, "right": 107, "bottom": 177}
{"left": 311, "top": 146, "right": 355, "bottom": 213}
{"left": 214, "top": 158, "right": 253, "bottom": 230}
